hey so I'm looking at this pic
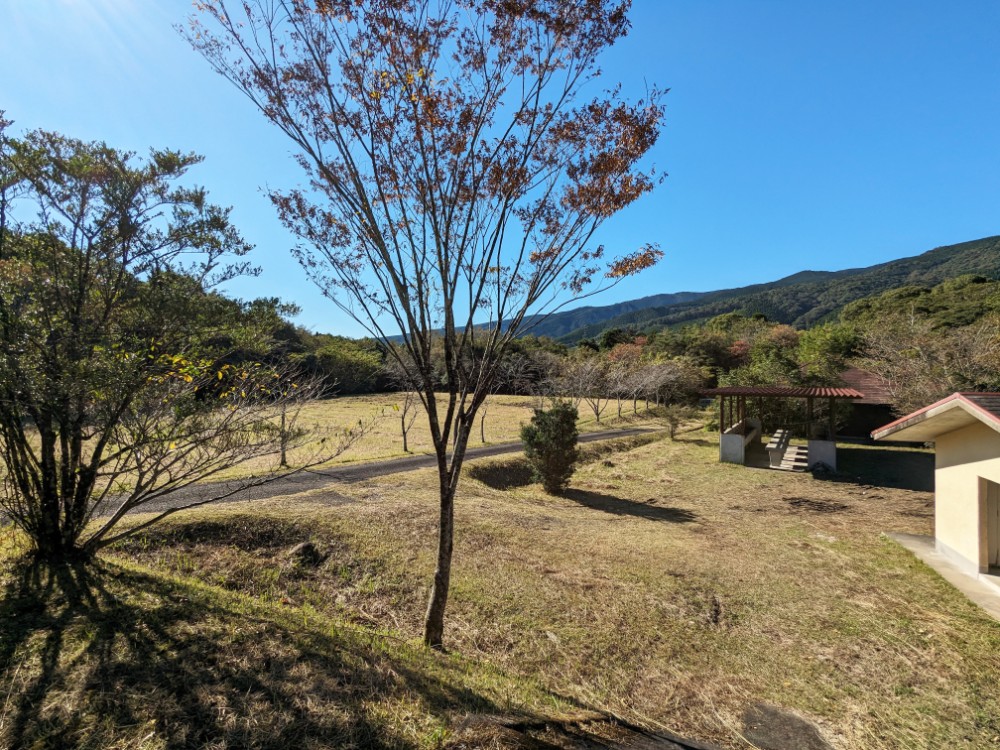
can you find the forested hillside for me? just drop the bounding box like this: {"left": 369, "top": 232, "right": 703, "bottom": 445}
{"left": 511, "top": 291, "right": 708, "bottom": 338}
{"left": 841, "top": 274, "right": 1000, "bottom": 329}
{"left": 538, "top": 235, "right": 1000, "bottom": 342}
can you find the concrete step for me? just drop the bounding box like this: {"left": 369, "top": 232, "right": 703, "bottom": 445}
{"left": 778, "top": 446, "right": 809, "bottom": 472}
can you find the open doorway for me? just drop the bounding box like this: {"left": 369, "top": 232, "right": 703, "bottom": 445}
{"left": 987, "top": 479, "right": 1000, "bottom": 570}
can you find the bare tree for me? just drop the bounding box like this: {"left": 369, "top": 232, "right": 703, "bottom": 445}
{"left": 558, "top": 356, "right": 611, "bottom": 423}
{"left": 625, "top": 363, "right": 652, "bottom": 413}
{"left": 276, "top": 371, "right": 329, "bottom": 467}
{"left": 0, "top": 125, "right": 358, "bottom": 559}
{"left": 479, "top": 352, "right": 531, "bottom": 443}
{"left": 644, "top": 357, "right": 705, "bottom": 407}
{"left": 606, "top": 360, "right": 630, "bottom": 419}
{"left": 398, "top": 390, "right": 421, "bottom": 453}
{"left": 62, "top": 362, "right": 355, "bottom": 551}
{"left": 605, "top": 342, "right": 647, "bottom": 418}
{"left": 188, "top": 0, "right": 665, "bottom": 648}
{"left": 384, "top": 353, "right": 424, "bottom": 453}
{"left": 860, "top": 314, "right": 1000, "bottom": 415}
{"left": 526, "top": 350, "right": 566, "bottom": 411}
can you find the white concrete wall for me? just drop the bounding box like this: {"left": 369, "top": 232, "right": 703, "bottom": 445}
{"left": 935, "top": 422, "right": 1000, "bottom": 573}
{"left": 807, "top": 440, "right": 837, "bottom": 471}
{"left": 720, "top": 433, "right": 745, "bottom": 464}
{"left": 720, "top": 418, "right": 762, "bottom": 465}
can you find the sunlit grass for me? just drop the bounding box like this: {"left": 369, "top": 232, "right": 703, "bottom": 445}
{"left": 89, "top": 430, "right": 1000, "bottom": 748}
{"left": 1, "top": 393, "right": 663, "bottom": 489}
{"left": 206, "top": 393, "right": 664, "bottom": 480}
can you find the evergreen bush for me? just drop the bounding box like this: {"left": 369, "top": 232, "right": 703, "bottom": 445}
{"left": 520, "top": 401, "right": 579, "bottom": 494}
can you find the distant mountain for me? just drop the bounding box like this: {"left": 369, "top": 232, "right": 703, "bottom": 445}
{"left": 531, "top": 235, "right": 1000, "bottom": 342}
{"left": 516, "top": 291, "right": 708, "bottom": 339}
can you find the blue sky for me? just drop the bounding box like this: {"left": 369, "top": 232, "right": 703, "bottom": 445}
{"left": 3, "top": 1, "right": 999, "bottom": 336}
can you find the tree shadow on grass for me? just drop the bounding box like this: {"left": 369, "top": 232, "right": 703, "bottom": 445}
{"left": 561, "top": 489, "right": 698, "bottom": 524}
{"left": 466, "top": 458, "right": 535, "bottom": 490}
{"left": 819, "top": 447, "right": 934, "bottom": 492}
{"left": 669, "top": 428, "right": 718, "bottom": 448}
{"left": 675, "top": 437, "right": 715, "bottom": 448}
{"left": 0, "top": 556, "right": 514, "bottom": 749}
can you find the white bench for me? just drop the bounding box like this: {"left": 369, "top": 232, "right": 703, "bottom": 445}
{"left": 723, "top": 419, "right": 761, "bottom": 444}
{"left": 740, "top": 419, "right": 761, "bottom": 447}
{"left": 766, "top": 429, "right": 791, "bottom": 468}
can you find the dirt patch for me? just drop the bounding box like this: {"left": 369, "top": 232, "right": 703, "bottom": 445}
{"left": 785, "top": 497, "right": 850, "bottom": 514}
{"left": 741, "top": 703, "right": 832, "bottom": 750}
{"left": 450, "top": 714, "right": 719, "bottom": 749}
{"left": 116, "top": 515, "right": 310, "bottom": 552}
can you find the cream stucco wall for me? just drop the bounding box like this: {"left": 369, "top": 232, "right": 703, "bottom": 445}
{"left": 935, "top": 421, "right": 1000, "bottom": 573}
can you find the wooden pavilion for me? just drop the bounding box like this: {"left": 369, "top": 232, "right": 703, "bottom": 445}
{"left": 702, "top": 386, "right": 864, "bottom": 471}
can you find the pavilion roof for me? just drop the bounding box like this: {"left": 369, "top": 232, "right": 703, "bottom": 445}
{"left": 702, "top": 386, "right": 864, "bottom": 399}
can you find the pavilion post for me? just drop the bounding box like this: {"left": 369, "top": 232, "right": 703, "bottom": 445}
{"left": 828, "top": 397, "right": 835, "bottom": 439}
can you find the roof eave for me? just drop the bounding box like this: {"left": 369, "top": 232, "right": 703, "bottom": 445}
{"left": 872, "top": 394, "right": 1000, "bottom": 441}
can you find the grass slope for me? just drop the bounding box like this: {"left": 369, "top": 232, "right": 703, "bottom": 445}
{"left": 3, "top": 431, "right": 1000, "bottom": 748}
{"left": 0, "top": 538, "right": 622, "bottom": 750}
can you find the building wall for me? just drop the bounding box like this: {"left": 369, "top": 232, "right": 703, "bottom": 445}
{"left": 840, "top": 403, "right": 895, "bottom": 439}
{"left": 935, "top": 421, "right": 1000, "bottom": 573}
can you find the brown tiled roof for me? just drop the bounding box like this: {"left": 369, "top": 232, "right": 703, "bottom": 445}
{"left": 837, "top": 367, "right": 893, "bottom": 405}
{"left": 960, "top": 392, "right": 1000, "bottom": 421}
{"left": 702, "top": 386, "right": 863, "bottom": 398}
{"left": 872, "top": 391, "right": 1000, "bottom": 441}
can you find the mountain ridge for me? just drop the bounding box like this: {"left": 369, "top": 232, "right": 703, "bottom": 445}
{"left": 529, "top": 235, "right": 1000, "bottom": 342}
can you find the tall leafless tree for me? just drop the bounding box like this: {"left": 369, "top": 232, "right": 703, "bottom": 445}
{"left": 187, "top": 0, "right": 666, "bottom": 648}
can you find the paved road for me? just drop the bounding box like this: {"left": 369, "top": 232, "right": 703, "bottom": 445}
{"left": 108, "top": 427, "right": 657, "bottom": 517}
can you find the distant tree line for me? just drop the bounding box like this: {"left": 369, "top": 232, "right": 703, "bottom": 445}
{"left": 239, "top": 272, "right": 1000, "bottom": 425}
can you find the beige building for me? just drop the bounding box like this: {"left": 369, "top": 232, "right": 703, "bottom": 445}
{"left": 873, "top": 392, "right": 1000, "bottom": 582}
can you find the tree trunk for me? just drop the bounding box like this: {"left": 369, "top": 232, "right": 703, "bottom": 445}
{"left": 279, "top": 407, "right": 289, "bottom": 467}
{"left": 480, "top": 412, "right": 486, "bottom": 443}
{"left": 423, "top": 417, "right": 472, "bottom": 649}
{"left": 401, "top": 415, "right": 409, "bottom": 452}
{"left": 423, "top": 476, "right": 456, "bottom": 649}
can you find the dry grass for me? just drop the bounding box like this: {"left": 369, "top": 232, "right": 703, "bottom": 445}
{"left": 208, "top": 393, "right": 662, "bottom": 481}
{"left": 0, "top": 394, "right": 660, "bottom": 490}
{"left": 5, "top": 429, "right": 1000, "bottom": 748}
{"left": 0, "top": 536, "right": 603, "bottom": 750}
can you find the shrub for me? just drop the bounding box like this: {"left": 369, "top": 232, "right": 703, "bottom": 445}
{"left": 657, "top": 403, "right": 699, "bottom": 439}
{"left": 520, "top": 401, "right": 580, "bottom": 494}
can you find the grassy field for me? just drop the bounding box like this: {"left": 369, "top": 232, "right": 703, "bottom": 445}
{"left": 214, "top": 393, "right": 662, "bottom": 479}
{"left": 0, "top": 393, "right": 659, "bottom": 488}
{"left": 3, "top": 429, "right": 1000, "bottom": 748}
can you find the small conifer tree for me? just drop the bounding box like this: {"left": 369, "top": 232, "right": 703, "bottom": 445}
{"left": 521, "top": 401, "right": 580, "bottom": 495}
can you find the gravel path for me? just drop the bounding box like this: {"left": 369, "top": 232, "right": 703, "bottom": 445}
{"left": 107, "top": 427, "right": 657, "bottom": 518}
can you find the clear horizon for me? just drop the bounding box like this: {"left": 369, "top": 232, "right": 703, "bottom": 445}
{"left": 4, "top": 0, "right": 999, "bottom": 336}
